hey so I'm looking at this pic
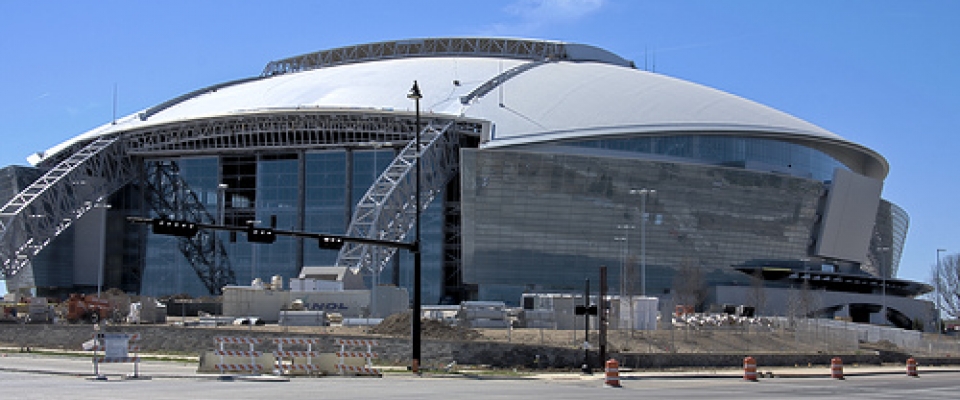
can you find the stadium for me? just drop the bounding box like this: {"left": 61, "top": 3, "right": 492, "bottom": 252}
{"left": 0, "top": 37, "right": 933, "bottom": 329}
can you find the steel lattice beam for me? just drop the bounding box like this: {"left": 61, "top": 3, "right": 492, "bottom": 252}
{"left": 336, "top": 119, "right": 461, "bottom": 274}
{"left": 3, "top": 109, "right": 485, "bottom": 293}
{"left": 0, "top": 136, "right": 135, "bottom": 282}
{"left": 262, "top": 38, "right": 572, "bottom": 76}
{"left": 143, "top": 162, "right": 235, "bottom": 295}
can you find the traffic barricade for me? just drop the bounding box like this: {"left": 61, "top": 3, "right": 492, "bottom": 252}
{"left": 604, "top": 359, "right": 621, "bottom": 387}
{"left": 214, "top": 337, "right": 264, "bottom": 375}
{"left": 272, "top": 337, "right": 325, "bottom": 376}
{"left": 335, "top": 338, "right": 381, "bottom": 377}
{"left": 743, "top": 356, "right": 757, "bottom": 382}
{"left": 86, "top": 332, "right": 142, "bottom": 380}
{"left": 830, "top": 357, "right": 844, "bottom": 380}
{"left": 906, "top": 358, "right": 918, "bottom": 377}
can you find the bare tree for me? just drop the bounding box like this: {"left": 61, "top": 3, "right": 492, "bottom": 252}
{"left": 787, "top": 279, "right": 819, "bottom": 320}
{"left": 672, "top": 260, "right": 709, "bottom": 312}
{"left": 746, "top": 269, "right": 767, "bottom": 315}
{"left": 930, "top": 253, "right": 960, "bottom": 319}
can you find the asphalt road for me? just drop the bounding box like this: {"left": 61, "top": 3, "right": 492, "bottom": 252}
{"left": 2, "top": 353, "right": 959, "bottom": 400}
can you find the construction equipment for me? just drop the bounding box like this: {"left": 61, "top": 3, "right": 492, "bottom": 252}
{"left": 65, "top": 294, "right": 112, "bottom": 324}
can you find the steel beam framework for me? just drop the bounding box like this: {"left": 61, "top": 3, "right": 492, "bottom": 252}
{"left": 2, "top": 109, "right": 483, "bottom": 296}
{"left": 143, "top": 161, "right": 235, "bottom": 294}
{"left": 460, "top": 59, "right": 551, "bottom": 105}
{"left": 0, "top": 136, "right": 136, "bottom": 282}
{"left": 262, "top": 38, "right": 571, "bottom": 76}
{"left": 336, "top": 119, "right": 462, "bottom": 274}
{"left": 123, "top": 111, "right": 424, "bottom": 158}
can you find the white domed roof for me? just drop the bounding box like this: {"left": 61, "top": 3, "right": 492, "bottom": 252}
{"left": 33, "top": 38, "right": 887, "bottom": 178}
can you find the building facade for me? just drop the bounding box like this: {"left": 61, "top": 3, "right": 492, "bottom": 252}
{"left": 0, "top": 37, "right": 927, "bottom": 327}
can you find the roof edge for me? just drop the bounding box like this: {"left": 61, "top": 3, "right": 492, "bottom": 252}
{"left": 261, "top": 37, "right": 634, "bottom": 76}
{"left": 482, "top": 124, "right": 889, "bottom": 180}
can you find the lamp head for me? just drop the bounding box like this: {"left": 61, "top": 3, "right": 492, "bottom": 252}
{"left": 407, "top": 81, "right": 422, "bottom": 100}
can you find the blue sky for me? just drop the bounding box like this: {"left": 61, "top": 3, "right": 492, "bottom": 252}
{"left": 1, "top": 0, "right": 957, "bottom": 289}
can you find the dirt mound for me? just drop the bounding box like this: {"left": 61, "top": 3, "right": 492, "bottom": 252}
{"left": 371, "top": 312, "right": 482, "bottom": 341}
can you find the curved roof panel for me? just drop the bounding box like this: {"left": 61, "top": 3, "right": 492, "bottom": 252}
{"left": 31, "top": 38, "right": 887, "bottom": 178}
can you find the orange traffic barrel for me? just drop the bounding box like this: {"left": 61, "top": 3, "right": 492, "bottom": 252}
{"left": 604, "top": 359, "right": 621, "bottom": 388}
{"left": 830, "top": 357, "right": 844, "bottom": 380}
{"left": 743, "top": 356, "right": 758, "bottom": 381}
{"left": 906, "top": 358, "right": 918, "bottom": 377}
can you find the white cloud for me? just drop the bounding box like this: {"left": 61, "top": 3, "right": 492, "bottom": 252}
{"left": 482, "top": 0, "right": 605, "bottom": 36}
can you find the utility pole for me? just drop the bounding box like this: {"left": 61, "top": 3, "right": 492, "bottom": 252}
{"left": 599, "top": 266, "right": 608, "bottom": 365}
{"left": 407, "top": 81, "right": 423, "bottom": 374}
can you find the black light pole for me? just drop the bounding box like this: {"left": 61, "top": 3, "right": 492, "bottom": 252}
{"left": 583, "top": 278, "right": 590, "bottom": 373}
{"left": 599, "top": 266, "right": 607, "bottom": 366}
{"left": 407, "top": 80, "right": 423, "bottom": 374}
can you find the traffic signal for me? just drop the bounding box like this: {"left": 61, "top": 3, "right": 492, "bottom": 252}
{"left": 246, "top": 224, "right": 276, "bottom": 244}
{"left": 318, "top": 235, "right": 344, "bottom": 250}
{"left": 151, "top": 218, "right": 199, "bottom": 237}
{"left": 575, "top": 304, "right": 598, "bottom": 316}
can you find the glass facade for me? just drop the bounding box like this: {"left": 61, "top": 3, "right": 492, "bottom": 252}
{"left": 865, "top": 200, "right": 909, "bottom": 278}
{"left": 461, "top": 147, "right": 829, "bottom": 304}
{"left": 555, "top": 135, "right": 848, "bottom": 181}
{"left": 137, "top": 150, "right": 445, "bottom": 303}
{"left": 17, "top": 136, "right": 906, "bottom": 305}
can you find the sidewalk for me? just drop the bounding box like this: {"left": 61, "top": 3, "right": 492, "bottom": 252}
{"left": 531, "top": 364, "right": 960, "bottom": 381}
{"left": 3, "top": 349, "right": 960, "bottom": 381}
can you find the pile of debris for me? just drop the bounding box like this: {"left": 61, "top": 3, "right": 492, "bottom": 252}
{"left": 371, "top": 312, "right": 483, "bottom": 341}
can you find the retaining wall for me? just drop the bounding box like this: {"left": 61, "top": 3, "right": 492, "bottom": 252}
{"left": 1, "top": 324, "right": 957, "bottom": 370}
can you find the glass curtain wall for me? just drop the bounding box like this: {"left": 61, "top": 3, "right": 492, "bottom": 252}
{"left": 461, "top": 148, "right": 827, "bottom": 305}
{"left": 140, "top": 149, "right": 445, "bottom": 303}
{"left": 560, "top": 135, "right": 848, "bottom": 182}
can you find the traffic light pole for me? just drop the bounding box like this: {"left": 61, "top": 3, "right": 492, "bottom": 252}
{"left": 599, "top": 266, "right": 607, "bottom": 366}
{"left": 583, "top": 278, "right": 590, "bottom": 372}
{"left": 126, "top": 216, "right": 416, "bottom": 252}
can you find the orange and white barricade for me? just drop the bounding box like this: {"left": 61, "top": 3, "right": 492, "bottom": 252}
{"left": 604, "top": 359, "right": 621, "bottom": 387}
{"left": 214, "top": 337, "right": 263, "bottom": 375}
{"left": 88, "top": 332, "right": 143, "bottom": 380}
{"left": 906, "top": 358, "right": 918, "bottom": 377}
{"left": 335, "top": 338, "right": 381, "bottom": 377}
{"left": 830, "top": 357, "right": 844, "bottom": 380}
{"left": 272, "top": 337, "right": 325, "bottom": 376}
{"left": 743, "top": 356, "right": 758, "bottom": 382}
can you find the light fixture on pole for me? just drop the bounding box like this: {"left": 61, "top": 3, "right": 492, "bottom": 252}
{"left": 616, "top": 224, "right": 634, "bottom": 330}
{"left": 94, "top": 203, "right": 112, "bottom": 298}
{"left": 217, "top": 183, "right": 228, "bottom": 284}
{"left": 629, "top": 189, "right": 656, "bottom": 297}
{"left": 407, "top": 80, "right": 423, "bottom": 374}
{"left": 937, "top": 248, "right": 946, "bottom": 335}
{"left": 878, "top": 246, "right": 890, "bottom": 325}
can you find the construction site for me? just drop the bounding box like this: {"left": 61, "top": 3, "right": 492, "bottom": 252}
{"left": 3, "top": 284, "right": 960, "bottom": 373}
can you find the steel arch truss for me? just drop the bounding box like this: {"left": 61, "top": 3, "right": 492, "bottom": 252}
{"left": 0, "top": 136, "right": 136, "bottom": 281}
{"left": 262, "top": 37, "right": 571, "bottom": 76}
{"left": 3, "top": 108, "right": 484, "bottom": 293}
{"left": 144, "top": 161, "right": 236, "bottom": 294}
{"left": 336, "top": 119, "right": 462, "bottom": 274}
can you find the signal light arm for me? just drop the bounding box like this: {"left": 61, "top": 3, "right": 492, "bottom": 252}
{"left": 125, "top": 216, "right": 418, "bottom": 252}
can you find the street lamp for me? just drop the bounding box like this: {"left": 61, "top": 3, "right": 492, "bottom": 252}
{"left": 407, "top": 80, "right": 423, "bottom": 374}
{"left": 216, "top": 183, "right": 228, "bottom": 285}
{"left": 95, "top": 203, "right": 112, "bottom": 298}
{"left": 629, "top": 189, "right": 656, "bottom": 296}
{"left": 616, "top": 224, "right": 634, "bottom": 330}
{"left": 937, "top": 248, "right": 946, "bottom": 335}
{"left": 878, "top": 246, "right": 890, "bottom": 325}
